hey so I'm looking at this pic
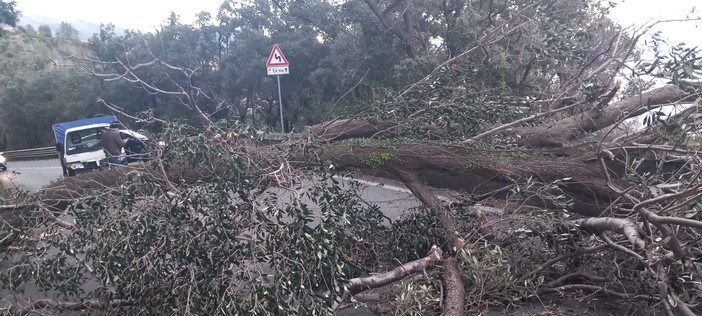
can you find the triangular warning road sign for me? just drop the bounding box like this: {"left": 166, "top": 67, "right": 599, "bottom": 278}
{"left": 266, "top": 44, "right": 289, "bottom": 67}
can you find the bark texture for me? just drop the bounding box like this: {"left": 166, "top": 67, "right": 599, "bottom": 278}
{"left": 312, "top": 118, "right": 396, "bottom": 142}
{"left": 511, "top": 85, "right": 692, "bottom": 147}
{"left": 572, "top": 217, "right": 644, "bottom": 249}
{"left": 321, "top": 142, "right": 618, "bottom": 215}
{"left": 347, "top": 245, "right": 442, "bottom": 295}
{"left": 441, "top": 258, "right": 465, "bottom": 316}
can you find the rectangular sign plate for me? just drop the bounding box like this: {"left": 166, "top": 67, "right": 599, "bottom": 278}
{"left": 267, "top": 66, "right": 289, "bottom": 75}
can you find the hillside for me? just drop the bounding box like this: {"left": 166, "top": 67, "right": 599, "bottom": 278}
{"left": 0, "top": 27, "right": 92, "bottom": 87}
{"left": 18, "top": 15, "right": 125, "bottom": 41}
{"left": 0, "top": 27, "right": 96, "bottom": 150}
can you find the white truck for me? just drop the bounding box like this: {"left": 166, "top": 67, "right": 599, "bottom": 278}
{"left": 53, "top": 116, "right": 148, "bottom": 176}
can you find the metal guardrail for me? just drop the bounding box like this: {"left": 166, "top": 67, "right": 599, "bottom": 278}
{"left": 0, "top": 133, "right": 296, "bottom": 162}
{"left": 2, "top": 147, "right": 56, "bottom": 161}
{"left": 262, "top": 133, "right": 291, "bottom": 141}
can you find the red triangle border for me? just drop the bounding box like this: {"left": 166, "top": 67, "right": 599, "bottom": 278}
{"left": 266, "top": 44, "right": 289, "bottom": 67}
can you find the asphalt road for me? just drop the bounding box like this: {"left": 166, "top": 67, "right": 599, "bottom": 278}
{"left": 0, "top": 159, "right": 423, "bottom": 220}
{"left": 0, "top": 158, "right": 64, "bottom": 192}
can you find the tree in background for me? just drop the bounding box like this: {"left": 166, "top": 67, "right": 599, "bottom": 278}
{"left": 36, "top": 24, "right": 51, "bottom": 38}
{"left": 0, "top": 0, "right": 17, "bottom": 37}
{"left": 55, "top": 22, "right": 80, "bottom": 42}
{"left": 0, "top": 69, "right": 101, "bottom": 148}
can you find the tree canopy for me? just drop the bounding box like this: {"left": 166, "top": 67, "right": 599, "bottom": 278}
{"left": 0, "top": 0, "right": 17, "bottom": 30}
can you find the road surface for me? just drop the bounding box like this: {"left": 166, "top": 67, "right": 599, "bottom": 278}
{"left": 0, "top": 159, "right": 425, "bottom": 221}
{"left": 0, "top": 159, "right": 63, "bottom": 192}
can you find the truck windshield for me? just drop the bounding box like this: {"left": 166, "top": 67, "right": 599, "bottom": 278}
{"left": 66, "top": 127, "right": 105, "bottom": 155}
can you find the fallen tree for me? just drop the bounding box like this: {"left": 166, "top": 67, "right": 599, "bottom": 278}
{"left": 4, "top": 92, "right": 698, "bottom": 314}
{"left": 2, "top": 78, "right": 700, "bottom": 315}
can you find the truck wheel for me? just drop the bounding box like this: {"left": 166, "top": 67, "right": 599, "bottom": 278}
{"left": 62, "top": 166, "right": 68, "bottom": 176}
{"left": 67, "top": 169, "right": 76, "bottom": 177}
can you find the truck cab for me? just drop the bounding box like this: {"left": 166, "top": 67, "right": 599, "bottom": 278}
{"left": 53, "top": 116, "right": 148, "bottom": 176}
{"left": 61, "top": 123, "right": 110, "bottom": 176}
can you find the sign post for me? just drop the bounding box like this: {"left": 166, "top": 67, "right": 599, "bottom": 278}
{"left": 266, "top": 44, "right": 289, "bottom": 133}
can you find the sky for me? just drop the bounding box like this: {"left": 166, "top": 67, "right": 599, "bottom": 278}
{"left": 609, "top": 0, "right": 701, "bottom": 46}
{"left": 14, "top": 0, "right": 225, "bottom": 30}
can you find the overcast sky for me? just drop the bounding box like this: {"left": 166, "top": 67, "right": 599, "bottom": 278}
{"left": 14, "top": 0, "right": 224, "bottom": 30}
{"left": 13, "top": 0, "right": 701, "bottom": 45}
{"left": 610, "top": 0, "right": 700, "bottom": 46}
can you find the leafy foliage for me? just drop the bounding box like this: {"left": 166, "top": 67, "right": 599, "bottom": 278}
{"left": 0, "top": 0, "right": 18, "bottom": 35}
{"left": 0, "top": 126, "right": 393, "bottom": 314}
{"left": 0, "top": 69, "right": 103, "bottom": 149}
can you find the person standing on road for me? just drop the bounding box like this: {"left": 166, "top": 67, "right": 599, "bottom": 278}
{"left": 102, "top": 123, "right": 127, "bottom": 166}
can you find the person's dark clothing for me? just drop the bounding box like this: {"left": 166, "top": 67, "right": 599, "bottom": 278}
{"left": 108, "top": 156, "right": 127, "bottom": 165}
{"left": 101, "top": 128, "right": 126, "bottom": 156}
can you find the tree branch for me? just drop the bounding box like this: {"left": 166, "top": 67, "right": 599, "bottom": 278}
{"left": 440, "top": 257, "right": 465, "bottom": 316}
{"left": 539, "top": 284, "right": 657, "bottom": 301}
{"left": 347, "top": 245, "right": 442, "bottom": 295}
{"left": 511, "top": 85, "right": 696, "bottom": 147}
{"left": 16, "top": 299, "right": 132, "bottom": 313}
{"left": 97, "top": 98, "right": 169, "bottom": 125}
{"left": 572, "top": 217, "right": 644, "bottom": 249}
{"left": 382, "top": 0, "right": 405, "bottom": 16}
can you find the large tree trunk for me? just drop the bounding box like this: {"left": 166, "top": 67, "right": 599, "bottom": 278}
{"left": 312, "top": 118, "right": 396, "bottom": 142}
{"left": 39, "top": 140, "right": 619, "bottom": 217}
{"left": 510, "top": 85, "right": 693, "bottom": 148}
{"left": 320, "top": 142, "right": 617, "bottom": 216}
